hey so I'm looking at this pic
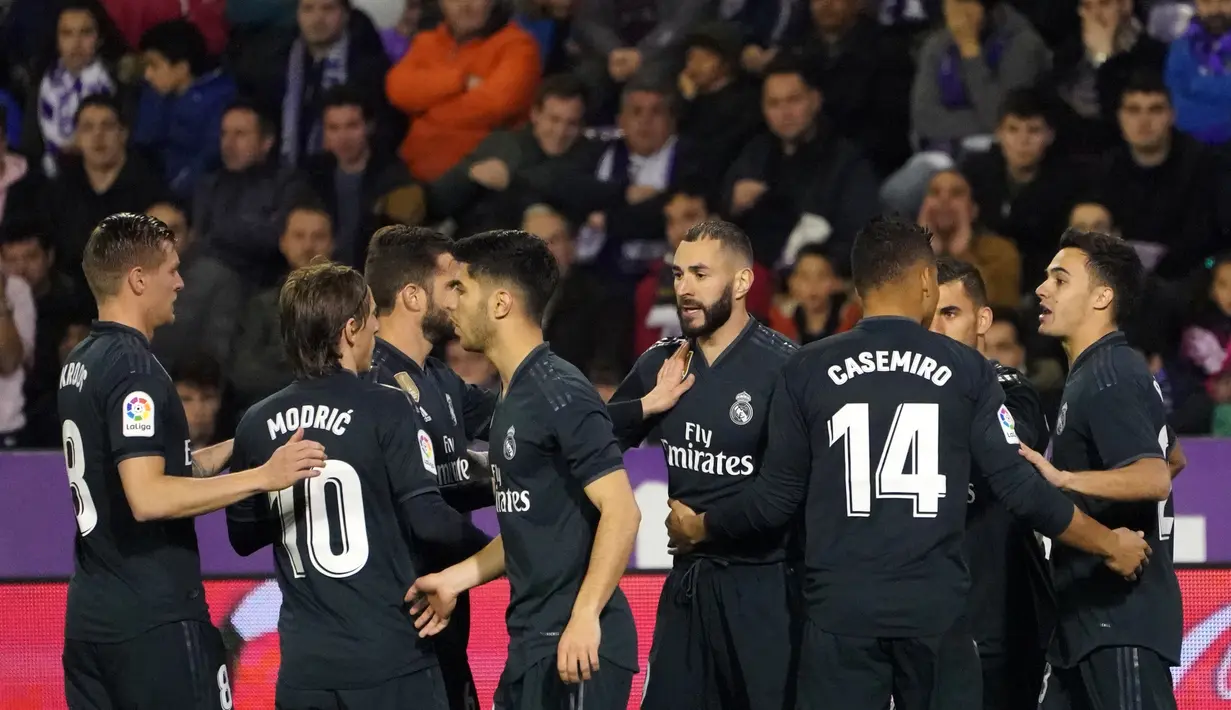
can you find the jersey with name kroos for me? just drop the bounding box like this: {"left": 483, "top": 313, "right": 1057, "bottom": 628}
{"left": 226, "top": 370, "right": 440, "bottom": 690}
{"left": 488, "top": 344, "right": 638, "bottom": 679}
{"left": 610, "top": 319, "right": 797, "bottom": 563}
{"left": 368, "top": 337, "right": 495, "bottom": 513}
{"left": 1047, "top": 331, "right": 1181, "bottom": 668}
{"left": 57, "top": 321, "right": 208, "bottom": 643}
{"left": 704, "top": 316, "right": 1077, "bottom": 638}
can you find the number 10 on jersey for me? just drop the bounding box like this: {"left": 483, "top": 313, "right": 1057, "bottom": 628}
{"left": 829, "top": 402, "right": 946, "bottom": 518}
{"left": 268, "top": 460, "right": 370, "bottom": 578}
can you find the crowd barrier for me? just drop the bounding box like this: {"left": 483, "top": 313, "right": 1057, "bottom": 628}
{"left": 1, "top": 443, "right": 1229, "bottom": 708}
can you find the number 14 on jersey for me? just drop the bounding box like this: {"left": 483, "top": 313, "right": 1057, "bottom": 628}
{"left": 829, "top": 402, "right": 946, "bottom": 518}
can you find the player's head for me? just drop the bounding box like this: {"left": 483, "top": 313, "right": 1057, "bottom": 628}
{"left": 850, "top": 217, "right": 939, "bottom": 327}
{"left": 280, "top": 259, "right": 378, "bottom": 378}
{"left": 364, "top": 225, "right": 456, "bottom": 344}
{"left": 1036, "top": 228, "right": 1143, "bottom": 339}
{"left": 82, "top": 213, "right": 183, "bottom": 327}
{"left": 673, "top": 220, "right": 754, "bottom": 339}
{"left": 447, "top": 229, "right": 559, "bottom": 354}
{"left": 930, "top": 256, "right": 992, "bottom": 349}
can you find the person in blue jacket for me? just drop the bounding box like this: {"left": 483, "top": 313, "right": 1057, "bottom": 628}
{"left": 134, "top": 19, "right": 237, "bottom": 200}
{"left": 1165, "top": 7, "right": 1231, "bottom": 146}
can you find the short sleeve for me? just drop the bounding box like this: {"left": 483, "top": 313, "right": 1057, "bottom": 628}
{"left": 105, "top": 367, "right": 172, "bottom": 464}
{"left": 378, "top": 398, "right": 440, "bottom": 503}
{"left": 550, "top": 379, "right": 626, "bottom": 487}
{"left": 1085, "top": 380, "right": 1166, "bottom": 469}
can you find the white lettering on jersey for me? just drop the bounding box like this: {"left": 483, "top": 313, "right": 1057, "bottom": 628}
{"left": 491, "top": 463, "right": 531, "bottom": 513}
{"left": 121, "top": 391, "right": 156, "bottom": 438}
{"left": 266, "top": 405, "right": 351, "bottom": 439}
{"left": 59, "top": 362, "right": 88, "bottom": 391}
{"left": 827, "top": 350, "right": 952, "bottom": 387}
{"left": 661, "top": 422, "right": 755, "bottom": 477}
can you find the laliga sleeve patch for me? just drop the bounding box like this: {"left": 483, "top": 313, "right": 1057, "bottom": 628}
{"left": 122, "top": 391, "right": 156, "bottom": 438}
{"left": 418, "top": 430, "right": 438, "bottom": 476}
{"left": 997, "top": 405, "right": 1019, "bottom": 445}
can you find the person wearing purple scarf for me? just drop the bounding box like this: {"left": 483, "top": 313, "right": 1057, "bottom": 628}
{"left": 1164, "top": 4, "right": 1231, "bottom": 145}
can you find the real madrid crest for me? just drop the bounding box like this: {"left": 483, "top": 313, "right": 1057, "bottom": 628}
{"left": 1056, "top": 402, "right": 1067, "bottom": 435}
{"left": 503, "top": 425, "right": 517, "bottom": 460}
{"left": 446, "top": 393, "right": 458, "bottom": 425}
{"left": 394, "top": 372, "right": 420, "bottom": 403}
{"left": 729, "top": 391, "right": 754, "bottom": 426}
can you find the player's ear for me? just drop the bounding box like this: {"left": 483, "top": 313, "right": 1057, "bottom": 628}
{"left": 343, "top": 316, "right": 359, "bottom": 346}
{"left": 397, "top": 283, "right": 418, "bottom": 313}
{"left": 491, "top": 288, "right": 512, "bottom": 320}
{"left": 127, "top": 266, "right": 146, "bottom": 296}
{"left": 1092, "top": 284, "right": 1115, "bottom": 312}
{"left": 976, "top": 306, "right": 993, "bottom": 337}
{"left": 733, "top": 266, "right": 753, "bottom": 300}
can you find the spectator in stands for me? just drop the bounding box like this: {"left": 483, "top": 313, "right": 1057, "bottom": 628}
{"left": 677, "top": 22, "right": 763, "bottom": 185}
{"left": 282, "top": 0, "right": 393, "bottom": 168}
{"left": 135, "top": 19, "right": 237, "bottom": 199}
{"left": 147, "top": 199, "right": 244, "bottom": 372}
{"left": 768, "top": 242, "right": 861, "bottom": 344}
{"left": 960, "top": 89, "right": 1083, "bottom": 283}
{"left": 571, "top": 0, "right": 711, "bottom": 122}
{"left": 724, "top": 0, "right": 805, "bottom": 76}
{"left": 917, "top": 169, "right": 1021, "bottom": 307}
{"left": 229, "top": 203, "right": 335, "bottom": 407}
{"left": 27, "top": 2, "right": 117, "bottom": 177}
{"left": 1164, "top": 0, "right": 1231, "bottom": 145}
{"left": 386, "top": 0, "right": 540, "bottom": 181}
{"left": 786, "top": 0, "right": 915, "bottom": 177}
{"left": 911, "top": 0, "right": 1051, "bottom": 152}
{"left": 305, "top": 85, "right": 422, "bottom": 267}
{"left": 0, "top": 215, "right": 89, "bottom": 445}
{"left": 0, "top": 264, "right": 33, "bottom": 448}
{"left": 724, "top": 57, "right": 880, "bottom": 271}
{"left": 379, "top": 0, "right": 423, "bottom": 61}
{"left": 524, "top": 203, "right": 630, "bottom": 374}
{"left": 1182, "top": 252, "right": 1231, "bottom": 433}
{"left": 633, "top": 186, "right": 774, "bottom": 355}
{"left": 1048, "top": 0, "right": 1166, "bottom": 157}
{"left": 1092, "top": 70, "right": 1222, "bottom": 279}
{"left": 1068, "top": 199, "right": 1117, "bottom": 234}
{"left": 172, "top": 353, "right": 225, "bottom": 449}
{"left": 429, "top": 74, "right": 596, "bottom": 237}
{"left": 46, "top": 95, "right": 167, "bottom": 284}
{"left": 517, "top": 0, "right": 576, "bottom": 75}
{"left": 194, "top": 100, "right": 312, "bottom": 286}
{"left": 100, "top": 0, "right": 230, "bottom": 58}
{"left": 986, "top": 305, "right": 1027, "bottom": 369}
{"left": 0, "top": 106, "right": 44, "bottom": 226}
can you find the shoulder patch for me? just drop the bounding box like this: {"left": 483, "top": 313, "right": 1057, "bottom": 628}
{"left": 121, "top": 391, "right": 156, "bottom": 438}
{"left": 997, "top": 404, "right": 1019, "bottom": 445}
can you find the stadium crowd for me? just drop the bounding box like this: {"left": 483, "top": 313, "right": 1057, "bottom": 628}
{"left": 1, "top": 0, "right": 1230, "bottom": 451}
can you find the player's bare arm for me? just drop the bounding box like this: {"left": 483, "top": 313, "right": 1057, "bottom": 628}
{"left": 409, "top": 535, "right": 506, "bottom": 636}
{"left": 558, "top": 469, "right": 641, "bottom": 684}
{"left": 1019, "top": 444, "right": 1172, "bottom": 502}
{"left": 119, "top": 428, "right": 324, "bottom": 520}
{"left": 189, "top": 439, "right": 234, "bottom": 478}
{"left": 1168, "top": 439, "right": 1186, "bottom": 479}
{"left": 1052, "top": 507, "right": 1153, "bottom": 580}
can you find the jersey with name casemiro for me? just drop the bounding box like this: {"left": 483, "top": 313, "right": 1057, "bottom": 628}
{"left": 609, "top": 319, "right": 797, "bottom": 563}
{"left": 226, "top": 370, "right": 440, "bottom": 690}
{"left": 368, "top": 337, "right": 496, "bottom": 512}
{"left": 704, "top": 317, "right": 1078, "bottom": 638}
{"left": 1047, "top": 331, "right": 1181, "bottom": 668}
{"left": 489, "top": 344, "right": 639, "bottom": 679}
{"left": 57, "top": 321, "right": 209, "bottom": 643}
{"left": 965, "top": 362, "right": 1053, "bottom": 655}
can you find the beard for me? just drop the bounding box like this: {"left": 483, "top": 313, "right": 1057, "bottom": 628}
{"left": 677, "top": 283, "right": 734, "bottom": 339}
{"left": 422, "top": 299, "right": 456, "bottom": 345}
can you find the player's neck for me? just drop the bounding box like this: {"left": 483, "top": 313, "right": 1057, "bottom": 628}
{"left": 696, "top": 310, "right": 751, "bottom": 364}
{"left": 489, "top": 325, "right": 546, "bottom": 391}
{"left": 1062, "top": 320, "right": 1117, "bottom": 366}
{"left": 975, "top": 335, "right": 987, "bottom": 358}
{"left": 97, "top": 302, "right": 155, "bottom": 342}
{"left": 860, "top": 290, "right": 924, "bottom": 324}
{"left": 377, "top": 316, "right": 432, "bottom": 368}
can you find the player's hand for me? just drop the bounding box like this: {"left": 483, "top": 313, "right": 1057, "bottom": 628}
{"left": 259, "top": 429, "right": 325, "bottom": 491}
{"left": 666, "top": 499, "right": 705, "bottom": 554}
{"left": 1019, "top": 444, "right": 1073, "bottom": 490}
{"left": 406, "top": 572, "right": 458, "bottom": 637}
{"left": 641, "top": 341, "right": 696, "bottom": 416}
{"left": 1104, "top": 528, "right": 1152, "bottom": 580}
{"left": 557, "top": 611, "right": 601, "bottom": 683}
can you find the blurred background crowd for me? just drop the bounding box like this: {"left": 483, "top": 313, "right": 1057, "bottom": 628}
{"left": 0, "top": 0, "right": 1229, "bottom": 453}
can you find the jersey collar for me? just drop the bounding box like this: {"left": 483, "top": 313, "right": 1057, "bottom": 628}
{"left": 1068, "top": 330, "right": 1127, "bottom": 374}
{"left": 693, "top": 315, "right": 759, "bottom": 370}
{"left": 373, "top": 336, "right": 424, "bottom": 375}
{"left": 91, "top": 320, "right": 150, "bottom": 349}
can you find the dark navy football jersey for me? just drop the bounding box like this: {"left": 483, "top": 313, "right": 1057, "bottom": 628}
{"left": 487, "top": 344, "right": 638, "bottom": 679}
{"left": 609, "top": 318, "right": 797, "bottom": 562}
{"left": 705, "top": 317, "right": 1078, "bottom": 638}
{"left": 368, "top": 337, "right": 495, "bottom": 512}
{"left": 57, "top": 321, "right": 208, "bottom": 643}
{"left": 965, "top": 362, "right": 1054, "bottom": 655}
{"left": 1047, "top": 331, "right": 1181, "bottom": 668}
{"left": 226, "top": 370, "right": 440, "bottom": 690}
